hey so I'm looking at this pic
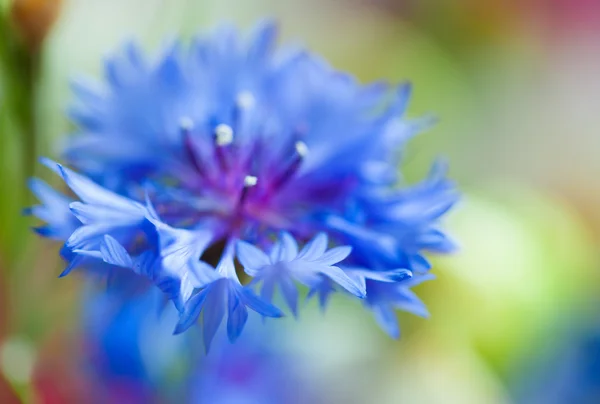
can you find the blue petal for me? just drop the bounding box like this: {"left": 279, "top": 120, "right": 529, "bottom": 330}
{"left": 28, "top": 178, "right": 69, "bottom": 221}
{"left": 317, "top": 245, "right": 352, "bottom": 266}
{"left": 133, "top": 251, "right": 159, "bottom": 278}
{"left": 156, "top": 275, "right": 187, "bottom": 311}
{"left": 279, "top": 275, "right": 298, "bottom": 317}
{"left": 385, "top": 82, "right": 412, "bottom": 118}
{"left": 408, "top": 254, "right": 432, "bottom": 273}
{"left": 394, "top": 291, "right": 430, "bottom": 318}
{"left": 187, "top": 260, "right": 220, "bottom": 287}
{"left": 307, "top": 279, "right": 335, "bottom": 312}
{"left": 247, "top": 20, "right": 277, "bottom": 62}
{"left": 69, "top": 77, "right": 105, "bottom": 107}
{"left": 69, "top": 202, "right": 140, "bottom": 225}
{"left": 351, "top": 268, "right": 413, "bottom": 283}
{"left": 318, "top": 266, "right": 366, "bottom": 298}
{"left": 372, "top": 305, "right": 400, "bottom": 339}
{"left": 51, "top": 160, "right": 144, "bottom": 212}
{"left": 174, "top": 286, "right": 210, "bottom": 334}
{"left": 58, "top": 255, "right": 87, "bottom": 277}
{"left": 65, "top": 223, "right": 116, "bottom": 249}
{"left": 296, "top": 232, "right": 328, "bottom": 261}
{"left": 260, "top": 276, "right": 277, "bottom": 303}
{"left": 287, "top": 265, "right": 322, "bottom": 286}
{"left": 100, "top": 235, "right": 133, "bottom": 268}
{"left": 279, "top": 232, "right": 299, "bottom": 261}
{"left": 236, "top": 241, "right": 270, "bottom": 275}
{"left": 268, "top": 240, "right": 284, "bottom": 263}
{"left": 202, "top": 284, "right": 226, "bottom": 352}
{"left": 154, "top": 223, "right": 213, "bottom": 274}
{"left": 27, "top": 178, "right": 79, "bottom": 240}
{"left": 419, "top": 229, "right": 458, "bottom": 253}
{"left": 403, "top": 273, "right": 435, "bottom": 288}
{"left": 227, "top": 289, "right": 248, "bottom": 343}
{"left": 240, "top": 288, "right": 284, "bottom": 318}
{"left": 71, "top": 249, "right": 103, "bottom": 260}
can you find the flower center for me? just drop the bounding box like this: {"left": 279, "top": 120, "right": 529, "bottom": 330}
{"left": 177, "top": 113, "right": 309, "bottom": 236}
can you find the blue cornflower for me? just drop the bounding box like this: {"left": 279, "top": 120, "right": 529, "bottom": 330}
{"left": 77, "top": 285, "right": 191, "bottom": 403}
{"left": 188, "top": 321, "right": 315, "bottom": 404}
{"left": 28, "top": 20, "right": 458, "bottom": 343}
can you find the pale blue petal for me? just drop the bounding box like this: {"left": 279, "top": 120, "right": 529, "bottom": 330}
{"left": 317, "top": 245, "right": 352, "bottom": 266}
{"left": 279, "top": 232, "right": 299, "bottom": 262}
{"left": 69, "top": 202, "right": 140, "bottom": 225}
{"left": 65, "top": 223, "right": 116, "bottom": 249}
{"left": 187, "top": 260, "right": 220, "bottom": 287}
{"left": 202, "top": 285, "right": 226, "bottom": 352}
{"left": 403, "top": 273, "right": 435, "bottom": 288}
{"left": 260, "top": 276, "right": 277, "bottom": 303}
{"left": 55, "top": 161, "right": 143, "bottom": 211}
{"left": 58, "top": 255, "right": 87, "bottom": 277}
{"left": 279, "top": 275, "right": 298, "bottom": 317}
{"left": 247, "top": 20, "right": 277, "bottom": 62}
{"left": 72, "top": 249, "right": 103, "bottom": 260}
{"left": 174, "top": 286, "right": 210, "bottom": 334}
{"left": 318, "top": 265, "right": 366, "bottom": 298}
{"left": 236, "top": 241, "right": 270, "bottom": 275}
{"left": 349, "top": 268, "right": 412, "bottom": 283}
{"left": 240, "top": 288, "right": 284, "bottom": 318}
{"left": 226, "top": 289, "right": 248, "bottom": 343}
{"left": 296, "top": 232, "right": 328, "bottom": 260}
{"left": 99, "top": 235, "right": 134, "bottom": 268}
{"left": 372, "top": 305, "right": 400, "bottom": 339}
{"left": 157, "top": 225, "right": 213, "bottom": 274}
{"left": 408, "top": 254, "right": 432, "bottom": 273}
{"left": 268, "top": 240, "right": 284, "bottom": 263}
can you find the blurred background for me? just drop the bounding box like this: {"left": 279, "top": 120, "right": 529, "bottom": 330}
{"left": 2, "top": 0, "right": 600, "bottom": 402}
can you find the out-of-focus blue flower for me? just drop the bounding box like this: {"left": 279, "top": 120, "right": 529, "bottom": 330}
{"left": 76, "top": 284, "right": 313, "bottom": 403}
{"left": 188, "top": 326, "right": 317, "bottom": 404}
{"left": 28, "top": 20, "right": 458, "bottom": 343}
{"left": 79, "top": 286, "right": 186, "bottom": 403}
{"left": 515, "top": 323, "right": 600, "bottom": 404}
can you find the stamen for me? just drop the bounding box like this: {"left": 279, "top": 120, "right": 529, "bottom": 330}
{"left": 215, "top": 124, "right": 234, "bottom": 146}
{"left": 295, "top": 141, "right": 309, "bottom": 157}
{"left": 244, "top": 175, "right": 258, "bottom": 187}
{"left": 271, "top": 141, "right": 309, "bottom": 190}
{"left": 214, "top": 124, "right": 233, "bottom": 172}
{"left": 239, "top": 175, "right": 258, "bottom": 205}
{"left": 179, "top": 116, "right": 194, "bottom": 131}
{"left": 236, "top": 91, "right": 256, "bottom": 109}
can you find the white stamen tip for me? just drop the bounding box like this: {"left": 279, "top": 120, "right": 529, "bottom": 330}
{"left": 295, "top": 141, "right": 309, "bottom": 157}
{"left": 179, "top": 117, "right": 194, "bottom": 131}
{"left": 244, "top": 175, "right": 258, "bottom": 187}
{"left": 215, "top": 124, "right": 234, "bottom": 146}
{"left": 236, "top": 91, "right": 256, "bottom": 109}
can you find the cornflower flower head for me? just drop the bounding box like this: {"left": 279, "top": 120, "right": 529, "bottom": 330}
{"left": 28, "top": 21, "right": 458, "bottom": 348}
